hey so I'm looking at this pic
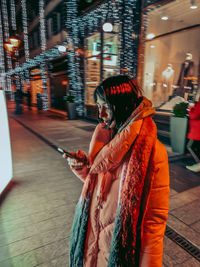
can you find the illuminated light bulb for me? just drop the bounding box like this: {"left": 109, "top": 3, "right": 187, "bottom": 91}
{"left": 103, "top": 22, "right": 113, "bottom": 32}
{"left": 150, "top": 44, "right": 155, "bottom": 48}
{"left": 4, "top": 43, "right": 14, "bottom": 52}
{"left": 8, "top": 37, "right": 20, "bottom": 48}
{"left": 146, "top": 33, "right": 155, "bottom": 40}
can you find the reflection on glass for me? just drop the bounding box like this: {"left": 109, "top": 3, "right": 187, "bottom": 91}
{"left": 143, "top": 0, "right": 200, "bottom": 110}
{"left": 84, "top": 30, "right": 120, "bottom": 105}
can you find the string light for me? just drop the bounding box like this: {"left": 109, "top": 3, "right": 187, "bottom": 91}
{"left": 21, "top": 0, "right": 30, "bottom": 61}
{"left": 10, "top": 0, "right": 17, "bottom": 31}
{"left": 6, "top": 0, "right": 143, "bottom": 113}
{"left": 1, "top": 0, "right": 12, "bottom": 91}
{"left": 39, "top": 0, "right": 47, "bottom": 52}
{"left": 39, "top": 0, "right": 48, "bottom": 110}
{"left": 0, "top": 10, "right": 6, "bottom": 89}
{"left": 1, "top": 0, "right": 12, "bottom": 71}
{"left": 40, "top": 62, "right": 48, "bottom": 110}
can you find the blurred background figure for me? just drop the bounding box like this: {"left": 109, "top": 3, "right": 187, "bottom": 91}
{"left": 14, "top": 89, "right": 23, "bottom": 114}
{"left": 37, "top": 93, "right": 43, "bottom": 111}
{"left": 27, "top": 90, "right": 32, "bottom": 110}
{"left": 186, "top": 98, "right": 200, "bottom": 172}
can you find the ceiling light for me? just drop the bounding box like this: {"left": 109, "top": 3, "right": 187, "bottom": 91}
{"left": 190, "top": 0, "right": 198, "bottom": 9}
{"left": 161, "top": 15, "right": 168, "bottom": 20}
{"left": 161, "top": 9, "right": 168, "bottom": 20}
{"left": 146, "top": 33, "right": 155, "bottom": 40}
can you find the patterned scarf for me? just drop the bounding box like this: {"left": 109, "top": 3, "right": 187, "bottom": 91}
{"left": 69, "top": 115, "right": 157, "bottom": 266}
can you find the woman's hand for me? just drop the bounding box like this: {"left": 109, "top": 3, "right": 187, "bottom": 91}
{"left": 63, "top": 150, "right": 88, "bottom": 170}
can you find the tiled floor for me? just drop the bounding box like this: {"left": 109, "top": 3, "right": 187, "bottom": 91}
{"left": 0, "top": 103, "right": 199, "bottom": 266}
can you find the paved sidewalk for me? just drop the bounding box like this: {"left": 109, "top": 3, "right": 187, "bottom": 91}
{"left": 1, "top": 101, "right": 200, "bottom": 266}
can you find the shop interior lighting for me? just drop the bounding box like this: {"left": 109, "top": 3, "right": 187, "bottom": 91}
{"left": 4, "top": 43, "right": 14, "bottom": 52}
{"left": 146, "top": 33, "right": 155, "bottom": 40}
{"left": 150, "top": 44, "right": 155, "bottom": 48}
{"left": 190, "top": 0, "right": 198, "bottom": 9}
{"left": 161, "top": 15, "right": 168, "bottom": 20}
{"left": 161, "top": 10, "right": 168, "bottom": 20}
{"left": 8, "top": 37, "right": 21, "bottom": 48}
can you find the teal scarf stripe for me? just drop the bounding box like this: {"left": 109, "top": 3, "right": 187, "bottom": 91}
{"left": 108, "top": 203, "right": 122, "bottom": 267}
{"left": 70, "top": 196, "right": 90, "bottom": 266}
{"left": 70, "top": 197, "right": 123, "bottom": 267}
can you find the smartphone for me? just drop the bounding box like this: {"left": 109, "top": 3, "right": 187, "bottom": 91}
{"left": 57, "top": 147, "right": 85, "bottom": 162}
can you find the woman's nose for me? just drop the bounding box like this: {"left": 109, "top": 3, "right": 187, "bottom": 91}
{"left": 99, "top": 107, "right": 106, "bottom": 118}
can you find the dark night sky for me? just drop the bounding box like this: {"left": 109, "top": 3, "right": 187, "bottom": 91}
{"left": 78, "top": 0, "right": 102, "bottom": 13}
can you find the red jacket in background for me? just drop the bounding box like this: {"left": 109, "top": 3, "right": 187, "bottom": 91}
{"left": 187, "top": 99, "right": 200, "bottom": 140}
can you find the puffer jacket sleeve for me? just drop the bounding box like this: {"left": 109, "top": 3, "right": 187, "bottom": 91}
{"left": 70, "top": 165, "right": 90, "bottom": 183}
{"left": 70, "top": 123, "right": 112, "bottom": 182}
{"left": 139, "top": 140, "right": 170, "bottom": 267}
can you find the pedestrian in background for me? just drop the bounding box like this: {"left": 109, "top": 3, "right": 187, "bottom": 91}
{"left": 37, "top": 93, "right": 43, "bottom": 111}
{"left": 186, "top": 97, "right": 200, "bottom": 172}
{"left": 14, "top": 89, "right": 23, "bottom": 114}
{"left": 27, "top": 90, "right": 32, "bottom": 110}
{"left": 65, "top": 75, "right": 170, "bottom": 266}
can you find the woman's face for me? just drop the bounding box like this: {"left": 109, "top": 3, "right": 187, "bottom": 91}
{"left": 96, "top": 95, "right": 114, "bottom": 127}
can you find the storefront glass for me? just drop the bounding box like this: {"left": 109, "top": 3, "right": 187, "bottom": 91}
{"left": 142, "top": 0, "right": 200, "bottom": 110}
{"left": 84, "top": 29, "right": 120, "bottom": 105}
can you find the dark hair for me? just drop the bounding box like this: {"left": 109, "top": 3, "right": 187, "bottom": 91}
{"left": 94, "top": 75, "right": 143, "bottom": 129}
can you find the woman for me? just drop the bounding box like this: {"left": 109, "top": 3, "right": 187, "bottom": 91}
{"left": 66, "top": 75, "right": 169, "bottom": 266}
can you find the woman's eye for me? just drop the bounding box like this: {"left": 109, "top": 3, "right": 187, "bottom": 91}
{"left": 97, "top": 103, "right": 109, "bottom": 110}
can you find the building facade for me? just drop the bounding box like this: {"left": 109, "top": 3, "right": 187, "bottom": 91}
{"left": 1, "top": 0, "right": 199, "bottom": 118}
{"left": 139, "top": 0, "right": 200, "bottom": 111}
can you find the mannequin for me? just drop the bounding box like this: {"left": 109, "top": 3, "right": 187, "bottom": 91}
{"left": 161, "top": 63, "right": 175, "bottom": 101}
{"left": 177, "top": 53, "right": 194, "bottom": 97}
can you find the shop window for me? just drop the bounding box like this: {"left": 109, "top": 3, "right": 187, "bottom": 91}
{"left": 84, "top": 28, "right": 120, "bottom": 105}
{"left": 47, "top": 17, "right": 53, "bottom": 39}
{"left": 142, "top": 0, "right": 200, "bottom": 110}
{"left": 29, "top": 34, "right": 34, "bottom": 50}
{"left": 53, "top": 12, "right": 61, "bottom": 35}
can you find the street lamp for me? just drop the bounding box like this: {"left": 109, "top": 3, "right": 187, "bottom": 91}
{"left": 8, "top": 36, "right": 21, "bottom": 48}
{"left": 4, "top": 35, "right": 21, "bottom": 60}
{"left": 100, "top": 22, "right": 114, "bottom": 81}
{"left": 4, "top": 34, "right": 22, "bottom": 114}
{"left": 102, "top": 22, "right": 113, "bottom": 32}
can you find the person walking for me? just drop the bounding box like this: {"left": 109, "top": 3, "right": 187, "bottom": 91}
{"left": 186, "top": 98, "right": 200, "bottom": 172}
{"left": 65, "top": 75, "right": 170, "bottom": 266}
{"left": 27, "top": 90, "right": 32, "bottom": 110}
{"left": 14, "top": 89, "right": 23, "bottom": 114}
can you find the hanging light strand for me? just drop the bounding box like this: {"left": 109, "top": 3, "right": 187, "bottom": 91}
{"left": 39, "top": 0, "right": 47, "bottom": 52}
{"left": 1, "top": 0, "right": 12, "bottom": 70}
{"left": 10, "top": 0, "right": 17, "bottom": 31}
{"left": 40, "top": 62, "right": 48, "bottom": 110}
{"left": 0, "top": 10, "right": 6, "bottom": 89}
{"left": 21, "top": 0, "right": 30, "bottom": 61}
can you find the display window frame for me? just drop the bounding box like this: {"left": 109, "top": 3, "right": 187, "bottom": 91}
{"left": 84, "top": 26, "right": 120, "bottom": 107}
{"left": 138, "top": 0, "right": 200, "bottom": 111}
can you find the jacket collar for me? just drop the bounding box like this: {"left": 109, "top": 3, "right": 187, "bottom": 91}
{"left": 117, "top": 96, "right": 155, "bottom": 133}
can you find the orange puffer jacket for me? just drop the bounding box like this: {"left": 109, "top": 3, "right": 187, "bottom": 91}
{"left": 71, "top": 99, "right": 170, "bottom": 267}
